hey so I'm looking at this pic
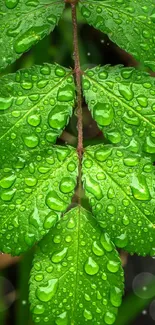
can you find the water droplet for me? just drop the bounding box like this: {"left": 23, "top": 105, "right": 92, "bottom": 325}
{"left": 0, "top": 174, "right": 16, "bottom": 189}
{"left": 55, "top": 66, "right": 66, "bottom": 77}
{"left": 59, "top": 177, "right": 75, "bottom": 194}
{"left": 83, "top": 309, "right": 93, "bottom": 320}
{"left": 55, "top": 312, "right": 68, "bottom": 325}
{"left": 43, "top": 212, "right": 58, "bottom": 230}
{"left": 0, "top": 97, "right": 13, "bottom": 111}
{"left": 143, "top": 136, "right": 155, "bottom": 154}
{"left": 36, "top": 279, "right": 58, "bottom": 302}
{"left": 123, "top": 157, "right": 139, "bottom": 166}
{"left": 57, "top": 85, "right": 74, "bottom": 102}
{"left": 107, "top": 204, "right": 115, "bottom": 215}
{"left": 33, "top": 304, "right": 45, "bottom": 315}
{"left": 5, "top": 0, "right": 19, "bottom": 9}
{"left": 123, "top": 112, "right": 140, "bottom": 126}
{"left": 131, "top": 175, "right": 151, "bottom": 201}
{"left": 14, "top": 26, "right": 49, "bottom": 53}
{"left": 92, "top": 241, "right": 104, "bottom": 256}
{"left": 84, "top": 257, "right": 99, "bottom": 275}
{"left": 93, "top": 102, "right": 114, "bottom": 126}
{"left": 81, "top": 6, "right": 91, "bottom": 18}
{"left": 119, "top": 84, "right": 134, "bottom": 100}
{"left": 27, "top": 114, "right": 41, "bottom": 127}
{"left": 48, "top": 105, "right": 69, "bottom": 129}
{"left": 100, "top": 233, "right": 113, "bottom": 252}
{"left": 25, "top": 177, "right": 37, "bottom": 187}
{"left": 104, "top": 311, "right": 116, "bottom": 324}
{"left": 67, "top": 217, "right": 76, "bottom": 229}
{"left": 115, "top": 233, "right": 128, "bottom": 248}
{"left": 23, "top": 134, "right": 39, "bottom": 148}
{"left": 107, "top": 260, "right": 120, "bottom": 273}
{"left": 46, "top": 190, "right": 67, "bottom": 212}
{"left": 51, "top": 247, "right": 68, "bottom": 263}
{"left": 84, "top": 175, "right": 102, "bottom": 200}
{"left": 110, "top": 286, "right": 122, "bottom": 307}
{"left": 95, "top": 147, "right": 112, "bottom": 162}
{"left": 1, "top": 189, "right": 16, "bottom": 202}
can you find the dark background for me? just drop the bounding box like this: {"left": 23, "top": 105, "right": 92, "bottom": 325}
{"left": 0, "top": 6, "right": 155, "bottom": 325}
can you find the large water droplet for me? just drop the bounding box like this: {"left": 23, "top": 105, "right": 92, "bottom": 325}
{"left": 100, "top": 233, "right": 113, "bottom": 252}
{"left": 110, "top": 286, "right": 122, "bottom": 307}
{"left": 59, "top": 177, "right": 75, "bottom": 194}
{"left": 36, "top": 279, "right": 58, "bottom": 302}
{"left": 93, "top": 102, "right": 114, "bottom": 126}
{"left": 55, "top": 312, "right": 68, "bottom": 325}
{"left": 5, "top": 0, "right": 19, "bottom": 9}
{"left": 14, "top": 26, "right": 49, "bottom": 53}
{"left": 0, "top": 174, "right": 16, "bottom": 189}
{"left": 95, "top": 147, "right": 112, "bottom": 162}
{"left": 131, "top": 175, "right": 151, "bottom": 201}
{"left": 84, "top": 175, "right": 102, "bottom": 200}
{"left": 33, "top": 304, "right": 45, "bottom": 315}
{"left": 84, "top": 257, "right": 99, "bottom": 275}
{"left": 1, "top": 189, "right": 16, "bottom": 201}
{"left": 104, "top": 311, "right": 116, "bottom": 324}
{"left": 57, "top": 85, "right": 74, "bottom": 102}
{"left": 0, "top": 97, "right": 13, "bottom": 111}
{"left": 23, "top": 134, "right": 39, "bottom": 148}
{"left": 119, "top": 84, "right": 134, "bottom": 100}
{"left": 43, "top": 211, "right": 58, "bottom": 230}
{"left": 83, "top": 309, "right": 93, "bottom": 320}
{"left": 51, "top": 248, "right": 68, "bottom": 263}
{"left": 46, "top": 190, "right": 67, "bottom": 212}
{"left": 48, "top": 105, "right": 69, "bottom": 129}
{"left": 107, "top": 260, "right": 120, "bottom": 273}
{"left": 92, "top": 241, "right": 104, "bottom": 256}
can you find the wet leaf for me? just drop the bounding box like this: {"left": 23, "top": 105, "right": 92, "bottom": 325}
{"left": 0, "top": 0, "right": 64, "bottom": 70}
{"left": 82, "top": 65, "right": 155, "bottom": 154}
{"left": 79, "top": 0, "right": 155, "bottom": 70}
{"left": 82, "top": 144, "right": 155, "bottom": 256}
{"left": 0, "top": 64, "right": 75, "bottom": 161}
{"left": 0, "top": 145, "right": 78, "bottom": 255}
{"left": 29, "top": 206, "right": 124, "bottom": 324}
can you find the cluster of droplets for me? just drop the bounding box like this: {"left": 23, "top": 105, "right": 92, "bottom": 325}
{"left": 83, "top": 66, "right": 155, "bottom": 153}
{"left": 0, "top": 146, "right": 78, "bottom": 255}
{"left": 0, "top": 64, "right": 75, "bottom": 162}
{"left": 29, "top": 207, "right": 124, "bottom": 325}
{"left": 80, "top": 1, "right": 155, "bottom": 70}
{"left": 82, "top": 145, "right": 155, "bottom": 256}
{"left": 0, "top": 0, "right": 64, "bottom": 69}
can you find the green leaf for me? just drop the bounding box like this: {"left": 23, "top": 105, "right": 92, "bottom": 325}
{"left": 82, "top": 65, "right": 155, "bottom": 154}
{"left": 29, "top": 206, "right": 124, "bottom": 325}
{"left": 0, "top": 145, "right": 78, "bottom": 255}
{"left": 79, "top": 0, "right": 155, "bottom": 70}
{"left": 0, "top": 64, "right": 75, "bottom": 162}
{"left": 82, "top": 144, "right": 155, "bottom": 256}
{"left": 0, "top": 0, "right": 64, "bottom": 71}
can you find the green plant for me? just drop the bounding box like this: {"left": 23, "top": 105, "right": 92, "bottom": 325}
{"left": 0, "top": 0, "right": 155, "bottom": 324}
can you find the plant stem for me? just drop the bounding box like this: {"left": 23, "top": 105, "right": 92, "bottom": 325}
{"left": 71, "top": 1, "right": 83, "bottom": 204}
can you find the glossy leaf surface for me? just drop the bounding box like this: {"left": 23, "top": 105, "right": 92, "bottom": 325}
{"left": 82, "top": 144, "right": 155, "bottom": 256}
{"left": 29, "top": 206, "right": 124, "bottom": 325}
{"left": 79, "top": 0, "right": 155, "bottom": 70}
{"left": 0, "top": 145, "right": 78, "bottom": 255}
{"left": 0, "top": 0, "right": 64, "bottom": 71}
{"left": 82, "top": 65, "right": 155, "bottom": 154}
{"left": 0, "top": 64, "right": 75, "bottom": 162}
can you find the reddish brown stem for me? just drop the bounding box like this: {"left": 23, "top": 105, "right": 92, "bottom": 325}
{"left": 71, "top": 2, "right": 83, "bottom": 204}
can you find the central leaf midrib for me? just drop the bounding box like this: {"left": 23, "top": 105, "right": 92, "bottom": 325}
{"left": 85, "top": 74, "right": 155, "bottom": 129}
{"left": 0, "top": 71, "right": 72, "bottom": 141}
{"left": 86, "top": 151, "right": 155, "bottom": 228}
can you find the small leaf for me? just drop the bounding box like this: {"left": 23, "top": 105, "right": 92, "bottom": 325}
{"left": 0, "top": 145, "right": 78, "bottom": 255}
{"left": 79, "top": 0, "right": 155, "bottom": 70}
{"left": 82, "top": 65, "right": 155, "bottom": 154}
{"left": 0, "top": 0, "right": 64, "bottom": 70}
{"left": 0, "top": 64, "right": 75, "bottom": 161}
{"left": 29, "top": 206, "right": 124, "bottom": 324}
{"left": 82, "top": 144, "right": 155, "bottom": 256}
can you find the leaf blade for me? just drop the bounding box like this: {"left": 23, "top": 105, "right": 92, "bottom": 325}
{"left": 0, "top": 145, "right": 78, "bottom": 255}
{"left": 82, "top": 65, "right": 155, "bottom": 154}
{"left": 0, "top": 0, "right": 64, "bottom": 70}
{"left": 0, "top": 64, "right": 75, "bottom": 162}
{"left": 29, "top": 206, "right": 124, "bottom": 324}
{"left": 79, "top": 0, "right": 155, "bottom": 70}
{"left": 82, "top": 144, "right": 155, "bottom": 256}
